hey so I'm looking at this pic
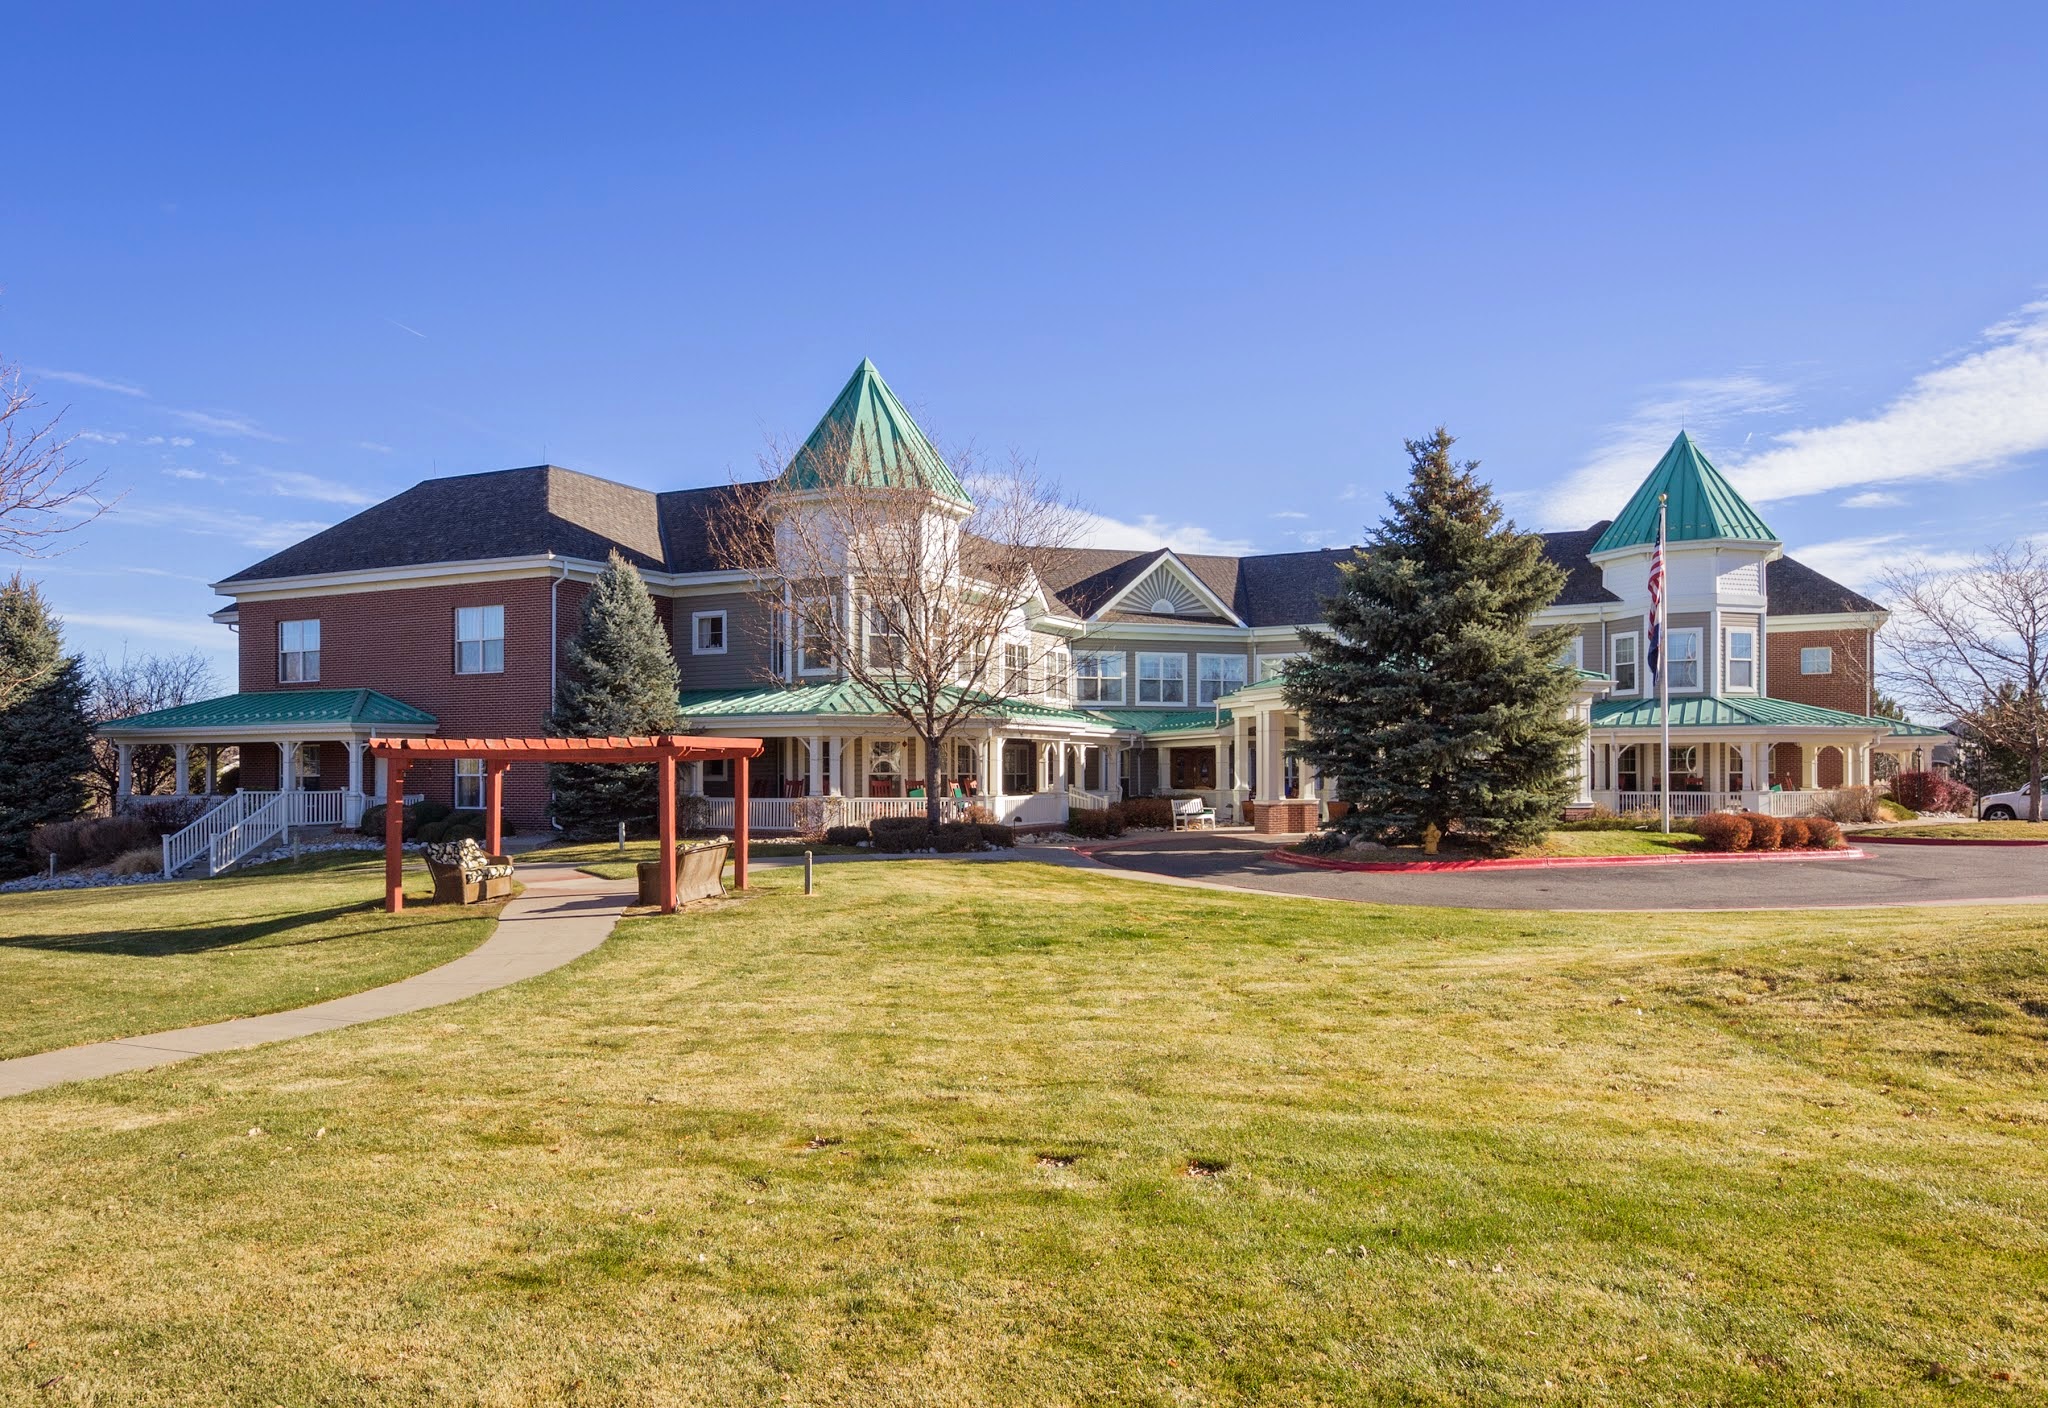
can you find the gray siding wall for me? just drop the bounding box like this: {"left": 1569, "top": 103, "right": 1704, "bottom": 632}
{"left": 676, "top": 591, "right": 782, "bottom": 692}
{"left": 1078, "top": 631, "right": 1253, "bottom": 709}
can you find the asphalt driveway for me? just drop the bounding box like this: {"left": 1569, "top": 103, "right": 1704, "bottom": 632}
{"left": 1081, "top": 833, "right": 2048, "bottom": 911}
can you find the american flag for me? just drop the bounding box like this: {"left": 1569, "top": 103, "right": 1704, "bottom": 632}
{"left": 1646, "top": 529, "right": 1665, "bottom": 682}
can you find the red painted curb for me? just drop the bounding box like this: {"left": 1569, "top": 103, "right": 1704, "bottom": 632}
{"left": 1272, "top": 846, "right": 1869, "bottom": 873}
{"left": 1855, "top": 834, "right": 2048, "bottom": 848}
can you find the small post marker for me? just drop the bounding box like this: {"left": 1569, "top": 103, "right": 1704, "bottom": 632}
{"left": 803, "top": 849, "right": 815, "bottom": 896}
{"left": 617, "top": 821, "right": 627, "bottom": 854}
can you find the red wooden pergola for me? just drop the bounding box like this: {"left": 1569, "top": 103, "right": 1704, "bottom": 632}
{"left": 366, "top": 734, "right": 764, "bottom": 914}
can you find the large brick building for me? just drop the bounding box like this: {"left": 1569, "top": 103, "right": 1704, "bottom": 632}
{"left": 103, "top": 360, "right": 1942, "bottom": 855}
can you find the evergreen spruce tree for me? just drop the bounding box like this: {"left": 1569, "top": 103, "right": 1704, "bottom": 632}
{"left": 548, "top": 552, "right": 681, "bottom": 835}
{"left": 1285, "top": 429, "right": 1583, "bottom": 855}
{"left": 0, "top": 574, "right": 93, "bottom": 878}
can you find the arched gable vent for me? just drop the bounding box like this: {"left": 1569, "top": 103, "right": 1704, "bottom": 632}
{"left": 1129, "top": 562, "right": 1211, "bottom": 617}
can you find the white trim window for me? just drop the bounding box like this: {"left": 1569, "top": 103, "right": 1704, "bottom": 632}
{"left": 796, "top": 599, "right": 835, "bottom": 675}
{"left": 1044, "top": 648, "right": 1070, "bottom": 700}
{"left": 455, "top": 605, "right": 505, "bottom": 675}
{"left": 1258, "top": 653, "right": 1299, "bottom": 682}
{"left": 1003, "top": 641, "right": 1034, "bottom": 694}
{"left": 1197, "top": 653, "right": 1246, "bottom": 705}
{"left": 454, "top": 757, "right": 484, "bottom": 810}
{"left": 1725, "top": 628, "right": 1756, "bottom": 691}
{"left": 1666, "top": 628, "right": 1703, "bottom": 692}
{"left": 1610, "top": 632, "right": 1638, "bottom": 694}
{"left": 692, "top": 610, "right": 728, "bottom": 655}
{"left": 1136, "top": 652, "right": 1187, "bottom": 706}
{"left": 1800, "top": 645, "right": 1834, "bottom": 675}
{"left": 865, "top": 607, "right": 905, "bottom": 669}
{"left": 278, "top": 619, "right": 321, "bottom": 682}
{"left": 1075, "top": 650, "right": 1125, "bottom": 704}
{"left": 1559, "top": 635, "right": 1584, "bottom": 670}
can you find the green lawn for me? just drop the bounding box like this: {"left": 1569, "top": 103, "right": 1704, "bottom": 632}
{"left": 2, "top": 862, "right": 2043, "bottom": 1402}
{"left": 523, "top": 837, "right": 867, "bottom": 881}
{"left": 1870, "top": 820, "right": 2048, "bottom": 840}
{"left": 0, "top": 852, "right": 501, "bottom": 1058}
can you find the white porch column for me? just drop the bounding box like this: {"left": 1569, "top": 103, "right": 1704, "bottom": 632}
{"left": 203, "top": 745, "right": 218, "bottom": 796}
{"left": 808, "top": 734, "right": 823, "bottom": 796}
{"left": 173, "top": 743, "right": 190, "bottom": 796}
{"left": 347, "top": 738, "right": 366, "bottom": 797}
{"left": 1801, "top": 743, "right": 1819, "bottom": 790}
{"left": 116, "top": 743, "right": 133, "bottom": 799}
{"left": 278, "top": 740, "right": 298, "bottom": 791}
{"left": 1258, "top": 710, "right": 1284, "bottom": 800}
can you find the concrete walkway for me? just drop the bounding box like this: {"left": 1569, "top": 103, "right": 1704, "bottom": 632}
{"left": 0, "top": 862, "right": 634, "bottom": 1100}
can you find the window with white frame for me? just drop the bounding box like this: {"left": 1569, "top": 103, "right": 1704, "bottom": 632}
{"left": 1610, "top": 633, "right": 1638, "bottom": 694}
{"left": 293, "top": 741, "right": 323, "bottom": 788}
{"left": 454, "top": 757, "right": 483, "bottom": 809}
{"left": 865, "top": 606, "right": 904, "bottom": 668}
{"left": 1003, "top": 641, "right": 1033, "bottom": 693}
{"left": 1558, "top": 634, "right": 1584, "bottom": 670}
{"left": 1801, "top": 645, "right": 1833, "bottom": 675}
{"left": 692, "top": 610, "right": 727, "bottom": 655}
{"left": 1136, "top": 652, "right": 1187, "bottom": 705}
{"left": 1257, "top": 653, "right": 1300, "bottom": 682}
{"left": 1725, "top": 629, "right": 1756, "bottom": 690}
{"left": 278, "top": 619, "right": 320, "bottom": 682}
{"left": 1044, "top": 648, "right": 1070, "bottom": 699}
{"left": 1075, "top": 650, "right": 1125, "bottom": 704}
{"left": 797, "top": 599, "right": 834, "bottom": 674}
{"left": 1197, "top": 653, "right": 1246, "bottom": 705}
{"left": 1666, "top": 628, "right": 1703, "bottom": 692}
{"left": 455, "top": 605, "right": 504, "bottom": 675}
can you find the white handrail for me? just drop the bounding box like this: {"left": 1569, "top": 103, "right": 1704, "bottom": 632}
{"left": 161, "top": 791, "right": 281, "bottom": 876}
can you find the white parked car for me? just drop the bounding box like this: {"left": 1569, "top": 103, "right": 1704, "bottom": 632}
{"left": 1978, "top": 785, "right": 2039, "bottom": 821}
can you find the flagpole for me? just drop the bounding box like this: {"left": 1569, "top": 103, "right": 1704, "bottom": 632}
{"left": 1658, "top": 493, "right": 1671, "bottom": 835}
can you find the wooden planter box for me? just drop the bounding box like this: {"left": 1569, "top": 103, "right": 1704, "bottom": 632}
{"left": 636, "top": 841, "right": 731, "bottom": 906}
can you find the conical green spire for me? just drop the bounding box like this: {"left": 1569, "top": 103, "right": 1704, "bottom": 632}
{"left": 780, "top": 359, "right": 971, "bottom": 503}
{"left": 1590, "top": 431, "right": 1776, "bottom": 553}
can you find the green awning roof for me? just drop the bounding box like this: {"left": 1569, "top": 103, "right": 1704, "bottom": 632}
{"left": 677, "top": 681, "right": 1110, "bottom": 729}
{"left": 99, "top": 689, "right": 438, "bottom": 733}
{"left": 1591, "top": 432, "right": 1777, "bottom": 554}
{"left": 1086, "top": 708, "right": 1232, "bottom": 735}
{"left": 779, "top": 359, "right": 971, "bottom": 503}
{"left": 1592, "top": 695, "right": 1912, "bottom": 731}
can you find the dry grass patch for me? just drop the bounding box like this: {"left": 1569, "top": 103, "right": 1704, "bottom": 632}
{"left": 0, "top": 862, "right": 2043, "bottom": 1403}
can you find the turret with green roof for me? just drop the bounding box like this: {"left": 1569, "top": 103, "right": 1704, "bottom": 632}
{"left": 779, "top": 359, "right": 972, "bottom": 505}
{"left": 1590, "top": 431, "right": 1776, "bottom": 554}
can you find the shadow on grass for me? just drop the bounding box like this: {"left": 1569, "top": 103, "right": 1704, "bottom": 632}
{"left": 0, "top": 901, "right": 428, "bottom": 957}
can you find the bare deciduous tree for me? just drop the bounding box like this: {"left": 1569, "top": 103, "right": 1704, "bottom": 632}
{"left": 85, "top": 650, "right": 220, "bottom": 810}
{"left": 710, "top": 424, "right": 1088, "bottom": 827}
{"left": 1879, "top": 540, "right": 2048, "bottom": 821}
{"left": 1, "top": 357, "right": 112, "bottom": 558}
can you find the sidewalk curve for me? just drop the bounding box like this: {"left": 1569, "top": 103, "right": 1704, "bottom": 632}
{"left": 0, "top": 862, "right": 633, "bottom": 1100}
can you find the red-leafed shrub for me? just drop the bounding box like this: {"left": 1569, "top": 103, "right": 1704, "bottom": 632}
{"left": 1803, "top": 817, "right": 1845, "bottom": 849}
{"left": 1692, "top": 812, "right": 1752, "bottom": 852}
{"left": 1891, "top": 770, "right": 1974, "bottom": 814}
{"left": 1745, "top": 814, "right": 1783, "bottom": 851}
{"left": 1777, "top": 817, "right": 1812, "bottom": 849}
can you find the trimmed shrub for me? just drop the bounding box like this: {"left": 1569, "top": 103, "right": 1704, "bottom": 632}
{"left": 1777, "top": 817, "right": 1812, "bottom": 849}
{"left": 105, "top": 847, "right": 164, "bottom": 877}
{"left": 869, "top": 817, "right": 932, "bottom": 852}
{"left": 30, "top": 815, "right": 155, "bottom": 870}
{"left": 1892, "top": 770, "right": 1974, "bottom": 814}
{"left": 1066, "top": 807, "right": 1125, "bottom": 839}
{"left": 359, "top": 799, "right": 455, "bottom": 840}
{"left": 978, "top": 823, "right": 1016, "bottom": 849}
{"left": 1692, "top": 812, "right": 1752, "bottom": 852}
{"left": 1804, "top": 817, "right": 1845, "bottom": 849}
{"left": 962, "top": 803, "right": 996, "bottom": 825}
{"left": 822, "top": 824, "right": 870, "bottom": 847}
{"left": 1745, "top": 814, "right": 1783, "bottom": 851}
{"left": 933, "top": 821, "right": 984, "bottom": 853}
{"left": 1120, "top": 797, "right": 1175, "bottom": 829}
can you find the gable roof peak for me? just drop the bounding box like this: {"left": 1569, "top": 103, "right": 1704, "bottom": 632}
{"left": 1590, "top": 431, "right": 1777, "bottom": 554}
{"left": 779, "top": 359, "right": 972, "bottom": 504}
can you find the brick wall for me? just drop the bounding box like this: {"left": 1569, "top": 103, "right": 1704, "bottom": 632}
{"left": 234, "top": 575, "right": 615, "bottom": 825}
{"left": 1767, "top": 627, "right": 1873, "bottom": 715}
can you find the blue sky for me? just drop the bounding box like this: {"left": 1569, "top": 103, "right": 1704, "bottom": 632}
{"left": 7, "top": 3, "right": 2047, "bottom": 685}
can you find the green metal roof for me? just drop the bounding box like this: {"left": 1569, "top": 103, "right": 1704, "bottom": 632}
{"left": 1590, "top": 432, "right": 1777, "bottom": 554}
{"left": 676, "top": 681, "right": 1109, "bottom": 729}
{"left": 1576, "top": 667, "right": 1613, "bottom": 683}
{"left": 780, "top": 359, "right": 971, "bottom": 503}
{"left": 99, "top": 689, "right": 438, "bottom": 732}
{"left": 1086, "top": 708, "right": 1232, "bottom": 735}
{"left": 1885, "top": 719, "right": 1950, "bottom": 738}
{"left": 1592, "top": 695, "right": 1907, "bottom": 731}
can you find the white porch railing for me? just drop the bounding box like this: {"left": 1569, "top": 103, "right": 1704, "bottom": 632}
{"left": 1615, "top": 791, "right": 1743, "bottom": 819}
{"left": 688, "top": 792, "right": 1121, "bottom": 833}
{"left": 201, "top": 790, "right": 368, "bottom": 876}
{"left": 162, "top": 791, "right": 277, "bottom": 876}
{"left": 1065, "top": 788, "right": 1112, "bottom": 812}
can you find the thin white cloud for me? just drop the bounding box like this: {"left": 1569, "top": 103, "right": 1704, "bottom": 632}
{"left": 384, "top": 317, "right": 428, "bottom": 339}
{"left": 1727, "top": 299, "right": 2048, "bottom": 506}
{"left": 162, "top": 467, "right": 215, "bottom": 482}
{"left": 58, "top": 610, "right": 232, "bottom": 650}
{"left": 1840, "top": 490, "right": 1905, "bottom": 509}
{"left": 116, "top": 502, "right": 332, "bottom": 550}
{"left": 1540, "top": 374, "right": 1792, "bottom": 528}
{"left": 75, "top": 430, "right": 127, "bottom": 444}
{"left": 255, "top": 468, "right": 375, "bottom": 505}
{"left": 168, "top": 408, "right": 286, "bottom": 441}
{"left": 1787, "top": 534, "right": 1976, "bottom": 593}
{"left": 1075, "top": 511, "right": 1257, "bottom": 557}
{"left": 357, "top": 440, "right": 395, "bottom": 454}
{"left": 33, "top": 368, "right": 148, "bottom": 397}
{"left": 1269, "top": 510, "right": 1308, "bottom": 520}
{"left": 169, "top": 435, "right": 195, "bottom": 447}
